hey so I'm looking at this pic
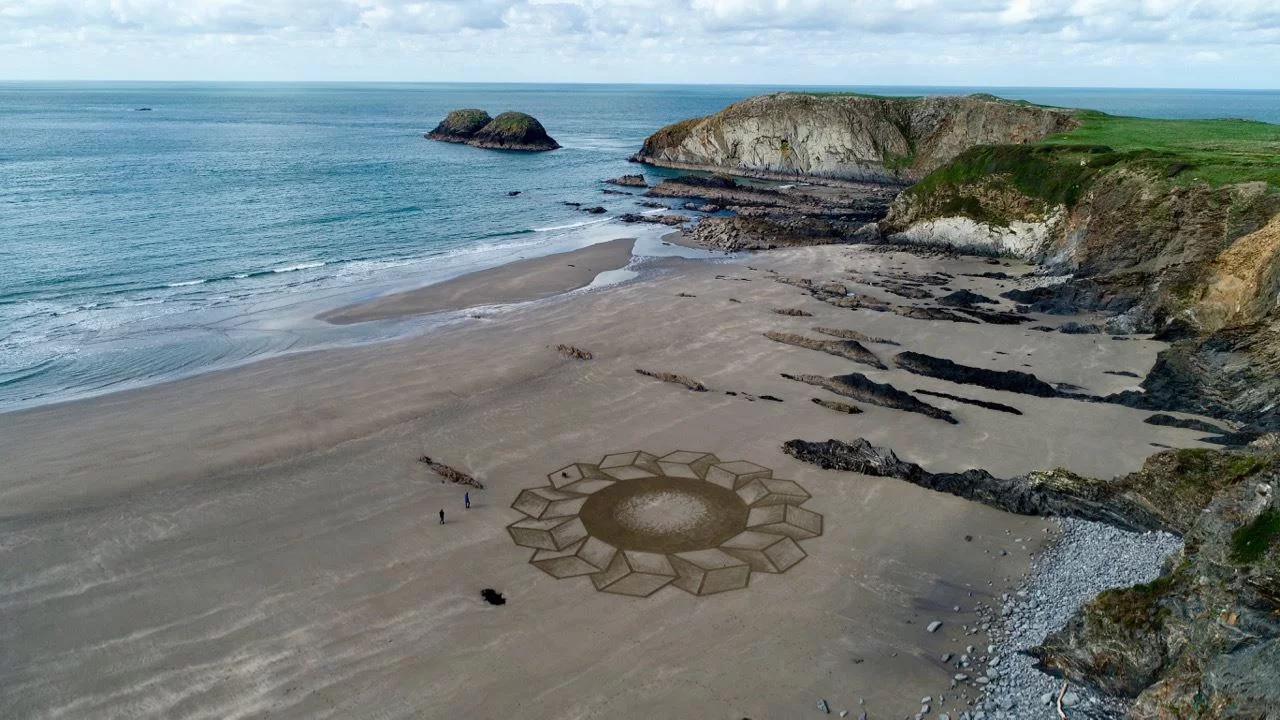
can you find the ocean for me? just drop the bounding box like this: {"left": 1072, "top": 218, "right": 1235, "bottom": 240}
{"left": 2, "top": 83, "right": 1279, "bottom": 412}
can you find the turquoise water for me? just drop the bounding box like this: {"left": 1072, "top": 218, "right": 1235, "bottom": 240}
{"left": 2, "top": 83, "right": 1279, "bottom": 411}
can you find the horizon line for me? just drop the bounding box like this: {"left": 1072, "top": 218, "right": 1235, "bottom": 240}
{"left": 1, "top": 79, "right": 1279, "bottom": 93}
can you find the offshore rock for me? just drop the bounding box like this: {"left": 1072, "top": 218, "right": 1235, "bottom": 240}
{"left": 426, "top": 109, "right": 559, "bottom": 151}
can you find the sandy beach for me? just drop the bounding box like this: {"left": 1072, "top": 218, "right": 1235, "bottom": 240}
{"left": 0, "top": 244, "right": 1213, "bottom": 719}
{"left": 320, "top": 238, "right": 637, "bottom": 324}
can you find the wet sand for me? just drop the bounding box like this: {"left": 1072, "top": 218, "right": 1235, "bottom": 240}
{"left": 0, "top": 245, "right": 1213, "bottom": 719}
{"left": 320, "top": 237, "right": 636, "bottom": 324}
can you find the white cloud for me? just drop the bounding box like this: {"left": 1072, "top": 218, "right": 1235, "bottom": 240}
{"left": 0, "top": 0, "right": 1276, "bottom": 85}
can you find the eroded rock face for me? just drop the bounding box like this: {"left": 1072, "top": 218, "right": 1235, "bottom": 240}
{"left": 632, "top": 93, "right": 1077, "bottom": 183}
{"left": 1031, "top": 450, "right": 1280, "bottom": 718}
{"left": 425, "top": 110, "right": 560, "bottom": 151}
{"left": 786, "top": 438, "right": 1280, "bottom": 718}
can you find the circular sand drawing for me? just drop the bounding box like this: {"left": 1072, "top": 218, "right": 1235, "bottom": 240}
{"left": 507, "top": 451, "right": 822, "bottom": 597}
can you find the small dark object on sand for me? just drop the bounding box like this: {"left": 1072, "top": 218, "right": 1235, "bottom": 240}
{"left": 729, "top": 298, "right": 742, "bottom": 303}
{"left": 555, "top": 344, "right": 593, "bottom": 360}
{"left": 481, "top": 589, "right": 506, "bottom": 606}
{"left": 677, "top": 292, "right": 697, "bottom": 298}
{"left": 1104, "top": 370, "right": 1141, "bottom": 378}
{"left": 773, "top": 308, "right": 813, "bottom": 317}
{"left": 636, "top": 368, "right": 708, "bottom": 392}
{"left": 759, "top": 395, "right": 784, "bottom": 402}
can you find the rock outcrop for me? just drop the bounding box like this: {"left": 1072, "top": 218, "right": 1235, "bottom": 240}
{"left": 784, "top": 438, "right": 1280, "bottom": 719}
{"left": 426, "top": 110, "right": 559, "bottom": 151}
{"left": 631, "top": 92, "right": 1077, "bottom": 183}
{"left": 426, "top": 108, "right": 493, "bottom": 143}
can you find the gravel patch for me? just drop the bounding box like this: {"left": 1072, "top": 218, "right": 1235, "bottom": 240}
{"left": 965, "top": 519, "right": 1181, "bottom": 719}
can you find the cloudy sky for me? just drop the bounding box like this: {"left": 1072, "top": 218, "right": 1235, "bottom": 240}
{"left": 2, "top": 0, "right": 1277, "bottom": 87}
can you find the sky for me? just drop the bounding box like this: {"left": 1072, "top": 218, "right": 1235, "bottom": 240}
{"left": 1, "top": 0, "right": 1278, "bottom": 88}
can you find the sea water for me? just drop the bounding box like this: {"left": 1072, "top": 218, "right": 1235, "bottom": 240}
{"left": 2, "top": 82, "right": 1278, "bottom": 411}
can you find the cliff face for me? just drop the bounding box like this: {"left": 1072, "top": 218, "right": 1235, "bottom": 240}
{"left": 882, "top": 148, "right": 1280, "bottom": 335}
{"left": 631, "top": 93, "right": 1078, "bottom": 183}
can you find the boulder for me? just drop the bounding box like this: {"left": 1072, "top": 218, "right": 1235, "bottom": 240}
{"left": 606, "top": 174, "right": 648, "bottom": 187}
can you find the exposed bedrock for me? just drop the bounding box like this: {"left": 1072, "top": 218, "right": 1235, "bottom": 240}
{"left": 915, "top": 388, "right": 1023, "bottom": 415}
{"left": 762, "top": 331, "right": 885, "bottom": 369}
{"left": 780, "top": 438, "right": 1162, "bottom": 531}
{"left": 632, "top": 93, "right": 1076, "bottom": 183}
{"left": 892, "top": 350, "right": 1065, "bottom": 398}
{"left": 785, "top": 439, "right": 1280, "bottom": 718}
{"left": 780, "top": 372, "right": 957, "bottom": 424}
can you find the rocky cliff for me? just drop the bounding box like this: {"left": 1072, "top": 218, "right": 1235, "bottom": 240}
{"left": 878, "top": 140, "right": 1280, "bottom": 433}
{"left": 631, "top": 92, "right": 1078, "bottom": 183}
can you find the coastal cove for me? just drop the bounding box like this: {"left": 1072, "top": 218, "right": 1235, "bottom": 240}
{"left": 4, "top": 83, "right": 1280, "bottom": 413}
{"left": 4, "top": 81, "right": 1280, "bottom": 720}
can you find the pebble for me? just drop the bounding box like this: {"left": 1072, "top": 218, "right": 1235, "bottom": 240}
{"left": 972, "top": 518, "right": 1182, "bottom": 719}
{"left": 927, "top": 620, "right": 943, "bottom": 633}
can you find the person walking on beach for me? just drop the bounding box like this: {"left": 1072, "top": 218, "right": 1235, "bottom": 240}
{"left": 439, "top": 509, "right": 445, "bottom": 525}
{"left": 464, "top": 492, "right": 471, "bottom": 509}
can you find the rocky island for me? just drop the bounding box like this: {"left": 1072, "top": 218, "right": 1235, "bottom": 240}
{"left": 426, "top": 109, "right": 560, "bottom": 151}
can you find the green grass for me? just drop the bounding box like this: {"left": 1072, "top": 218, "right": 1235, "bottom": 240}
{"left": 1230, "top": 509, "right": 1280, "bottom": 564}
{"left": 909, "top": 144, "right": 1120, "bottom": 211}
{"left": 1045, "top": 110, "right": 1280, "bottom": 187}
{"left": 1092, "top": 574, "right": 1175, "bottom": 631}
{"left": 487, "top": 112, "right": 543, "bottom": 134}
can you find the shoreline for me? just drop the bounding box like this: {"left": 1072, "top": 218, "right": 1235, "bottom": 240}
{"left": 318, "top": 237, "right": 638, "bottom": 324}
{"left": 0, "top": 242, "right": 1221, "bottom": 719}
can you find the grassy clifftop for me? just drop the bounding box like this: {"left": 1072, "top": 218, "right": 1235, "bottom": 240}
{"left": 1043, "top": 111, "right": 1280, "bottom": 188}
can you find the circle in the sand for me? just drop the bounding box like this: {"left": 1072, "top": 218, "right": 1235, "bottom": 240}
{"left": 506, "top": 451, "right": 823, "bottom": 598}
{"left": 581, "top": 476, "right": 748, "bottom": 554}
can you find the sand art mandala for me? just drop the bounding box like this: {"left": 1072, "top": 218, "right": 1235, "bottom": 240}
{"left": 507, "top": 451, "right": 823, "bottom": 597}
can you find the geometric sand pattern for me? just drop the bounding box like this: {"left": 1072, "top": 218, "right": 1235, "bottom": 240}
{"left": 508, "top": 451, "right": 823, "bottom": 597}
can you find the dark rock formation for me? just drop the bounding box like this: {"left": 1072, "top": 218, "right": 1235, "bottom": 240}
{"left": 419, "top": 455, "right": 484, "bottom": 489}
{"left": 635, "top": 368, "right": 708, "bottom": 392}
{"left": 606, "top": 174, "right": 648, "bottom": 187}
{"left": 780, "top": 373, "right": 957, "bottom": 424}
{"left": 1108, "top": 321, "right": 1280, "bottom": 437}
{"left": 763, "top": 331, "right": 885, "bottom": 369}
{"left": 617, "top": 213, "right": 685, "bottom": 226}
{"left": 1060, "top": 321, "right": 1104, "bottom": 334}
{"left": 893, "top": 306, "right": 979, "bottom": 324}
{"left": 811, "top": 398, "right": 862, "bottom": 414}
{"left": 772, "top": 308, "right": 813, "bottom": 317}
{"left": 581, "top": 206, "right": 607, "bottom": 215}
{"left": 426, "top": 109, "right": 559, "bottom": 151}
{"left": 555, "top": 344, "right": 593, "bottom": 361}
{"left": 1032, "top": 450, "right": 1280, "bottom": 717}
{"left": 937, "top": 289, "right": 999, "bottom": 307}
{"left": 893, "top": 351, "right": 1063, "bottom": 397}
{"left": 1143, "top": 413, "right": 1228, "bottom": 435}
{"left": 785, "top": 437, "right": 1280, "bottom": 718}
{"left": 781, "top": 438, "right": 1164, "bottom": 531}
{"left": 812, "top": 326, "right": 899, "bottom": 346}
{"left": 915, "top": 388, "right": 1023, "bottom": 415}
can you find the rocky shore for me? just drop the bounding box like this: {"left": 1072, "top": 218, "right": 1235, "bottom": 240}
{"left": 622, "top": 90, "right": 1280, "bottom": 719}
